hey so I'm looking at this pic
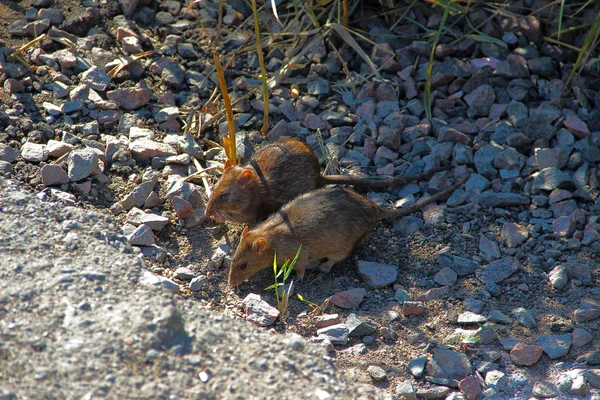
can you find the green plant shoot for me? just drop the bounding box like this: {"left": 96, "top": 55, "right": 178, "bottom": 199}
{"left": 265, "top": 245, "right": 302, "bottom": 316}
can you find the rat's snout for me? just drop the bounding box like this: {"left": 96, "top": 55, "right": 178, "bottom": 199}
{"left": 205, "top": 200, "right": 217, "bottom": 218}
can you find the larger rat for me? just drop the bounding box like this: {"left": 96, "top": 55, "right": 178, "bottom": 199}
{"left": 205, "top": 138, "right": 452, "bottom": 224}
{"left": 228, "top": 172, "right": 470, "bottom": 286}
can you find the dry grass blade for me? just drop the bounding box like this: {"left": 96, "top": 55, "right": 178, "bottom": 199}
{"left": 424, "top": 0, "right": 451, "bottom": 121}
{"left": 566, "top": 12, "right": 600, "bottom": 86}
{"left": 270, "top": 0, "right": 283, "bottom": 26}
{"left": 212, "top": 50, "right": 237, "bottom": 165}
{"left": 328, "top": 23, "right": 383, "bottom": 80}
{"left": 250, "top": 0, "right": 270, "bottom": 135}
{"left": 107, "top": 50, "right": 153, "bottom": 78}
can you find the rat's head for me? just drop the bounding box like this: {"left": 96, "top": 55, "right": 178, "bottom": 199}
{"left": 228, "top": 226, "right": 275, "bottom": 286}
{"left": 205, "top": 166, "right": 258, "bottom": 223}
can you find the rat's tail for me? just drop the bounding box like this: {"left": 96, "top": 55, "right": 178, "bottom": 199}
{"left": 378, "top": 172, "right": 471, "bottom": 220}
{"left": 320, "top": 165, "right": 453, "bottom": 188}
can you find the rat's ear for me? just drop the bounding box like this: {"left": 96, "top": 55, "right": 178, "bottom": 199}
{"left": 239, "top": 169, "right": 255, "bottom": 186}
{"left": 224, "top": 160, "right": 232, "bottom": 169}
{"left": 242, "top": 226, "right": 249, "bottom": 236}
{"left": 253, "top": 238, "right": 267, "bottom": 255}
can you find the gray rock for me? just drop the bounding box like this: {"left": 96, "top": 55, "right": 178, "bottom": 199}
{"left": 189, "top": 275, "right": 208, "bottom": 291}
{"left": 317, "top": 323, "right": 349, "bottom": 345}
{"left": 0, "top": 144, "right": 19, "bottom": 162}
{"left": 476, "top": 257, "right": 520, "bottom": 284}
{"left": 457, "top": 311, "right": 487, "bottom": 324}
{"left": 512, "top": 307, "right": 537, "bottom": 329}
{"left": 80, "top": 66, "right": 111, "bottom": 91}
{"left": 306, "top": 79, "right": 330, "bottom": 96}
{"left": 433, "top": 348, "right": 473, "bottom": 380}
{"left": 41, "top": 164, "right": 69, "bottom": 186}
{"left": 536, "top": 334, "right": 571, "bottom": 359}
{"left": 356, "top": 260, "right": 397, "bottom": 288}
{"left": 437, "top": 253, "right": 478, "bottom": 276}
{"left": 122, "top": 181, "right": 156, "bottom": 210}
{"left": 478, "top": 192, "right": 529, "bottom": 207}
{"left": 331, "top": 288, "right": 366, "bottom": 309}
{"left": 346, "top": 313, "right": 377, "bottom": 337}
{"left": 434, "top": 267, "right": 458, "bottom": 286}
{"left": 408, "top": 355, "right": 427, "bottom": 378}
{"left": 174, "top": 267, "right": 195, "bottom": 281}
{"left": 243, "top": 293, "right": 280, "bottom": 326}
{"left": 393, "top": 216, "right": 424, "bottom": 235}
{"left": 68, "top": 149, "right": 99, "bottom": 182}
{"left": 474, "top": 144, "right": 502, "bottom": 179}
{"left": 140, "top": 270, "right": 179, "bottom": 293}
{"left": 532, "top": 167, "right": 574, "bottom": 192}
{"left": 395, "top": 380, "right": 417, "bottom": 400}
{"left": 548, "top": 264, "right": 568, "bottom": 290}
{"left": 366, "top": 365, "right": 387, "bottom": 381}
{"left": 127, "top": 224, "right": 155, "bottom": 246}
{"left": 21, "top": 142, "right": 49, "bottom": 162}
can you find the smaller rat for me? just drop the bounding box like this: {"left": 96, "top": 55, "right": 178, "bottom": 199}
{"left": 205, "top": 138, "right": 452, "bottom": 224}
{"left": 228, "top": 172, "right": 470, "bottom": 286}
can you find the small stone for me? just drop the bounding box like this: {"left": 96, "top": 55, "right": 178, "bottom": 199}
{"left": 140, "top": 270, "right": 179, "bottom": 293}
{"left": 41, "top": 164, "right": 69, "bottom": 186}
{"left": 313, "top": 314, "right": 341, "bottom": 329}
{"left": 170, "top": 196, "right": 194, "bottom": 219}
{"left": 380, "top": 326, "right": 397, "bottom": 340}
{"left": 458, "top": 375, "right": 481, "bottom": 400}
{"left": 346, "top": 313, "right": 377, "bottom": 337}
{"left": 501, "top": 222, "right": 529, "bottom": 248}
{"left": 563, "top": 115, "right": 590, "bottom": 139}
{"left": 433, "top": 349, "right": 473, "bottom": 380}
{"left": 243, "top": 293, "right": 280, "bottom": 326}
{"left": 81, "top": 66, "right": 111, "bottom": 91}
{"left": 552, "top": 216, "right": 576, "bottom": 238}
{"left": 127, "top": 224, "right": 155, "bottom": 246}
{"left": 316, "top": 323, "right": 349, "bottom": 345}
{"left": 478, "top": 192, "right": 529, "bottom": 208}
{"left": 68, "top": 149, "right": 99, "bottom": 182}
{"left": 573, "top": 308, "right": 600, "bottom": 323}
{"left": 21, "top": 142, "right": 49, "bottom": 162}
{"left": 121, "top": 181, "right": 156, "bottom": 210}
{"left": 489, "top": 310, "right": 513, "bottom": 324}
{"left": 416, "top": 286, "right": 450, "bottom": 301}
{"left": 356, "top": 260, "right": 397, "bottom": 288}
{"left": 0, "top": 144, "right": 19, "bottom": 162}
{"left": 331, "top": 288, "right": 366, "bottom": 309}
{"left": 395, "top": 380, "right": 417, "bottom": 400}
{"left": 107, "top": 87, "right": 152, "bottom": 111}
{"left": 479, "top": 235, "right": 501, "bottom": 262}
{"left": 367, "top": 365, "right": 387, "bottom": 381}
{"left": 512, "top": 307, "right": 537, "bottom": 329}
{"left": 457, "top": 312, "right": 487, "bottom": 324}
{"left": 510, "top": 342, "right": 543, "bottom": 366}
{"left": 174, "top": 267, "right": 194, "bottom": 281}
{"left": 476, "top": 257, "right": 520, "bottom": 284}
{"left": 532, "top": 381, "right": 558, "bottom": 398}
{"left": 437, "top": 253, "right": 478, "bottom": 276}
{"left": 402, "top": 301, "right": 425, "bottom": 316}
{"left": 189, "top": 275, "right": 208, "bottom": 291}
{"left": 536, "top": 334, "right": 571, "bottom": 359}
{"left": 548, "top": 264, "right": 568, "bottom": 290}
{"left": 532, "top": 167, "right": 574, "bottom": 192}
{"left": 129, "top": 138, "right": 177, "bottom": 161}
{"left": 571, "top": 328, "right": 593, "bottom": 347}
{"left": 408, "top": 356, "right": 427, "bottom": 378}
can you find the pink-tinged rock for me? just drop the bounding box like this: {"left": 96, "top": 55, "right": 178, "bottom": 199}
{"left": 47, "top": 140, "right": 73, "bottom": 158}
{"left": 170, "top": 196, "right": 194, "bottom": 219}
{"left": 501, "top": 222, "right": 529, "bottom": 247}
{"left": 574, "top": 308, "right": 600, "bottom": 323}
{"left": 548, "top": 188, "right": 573, "bottom": 204}
{"left": 127, "top": 224, "right": 155, "bottom": 246}
{"left": 107, "top": 87, "right": 152, "bottom": 111}
{"left": 314, "top": 314, "right": 341, "bottom": 329}
{"left": 76, "top": 180, "right": 92, "bottom": 195}
{"left": 510, "top": 343, "right": 543, "bottom": 366}
{"left": 119, "top": 0, "right": 140, "bottom": 17}
{"left": 41, "top": 164, "right": 69, "bottom": 186}
{"left": 572, "top": 328, "right": 593, "bottom": 347}
{"left": 506, "top": 132, "right": 532, "bottom": 147}
{"left": 563, "top": 115, "right": 590, "bottom": 139}
{"left": 357, "top": 260, "right": 398, "bottom": 288}
{"left": 331, "top": 288, "right": 366, "bottom": 309}
{"left": 144, "top": 191, "right": 163, "bottom": 209}
{"left": 402, "top": 301, "right": 425, "bottom": 316}
{"left": 415, "top": 286, "right": 450, "bottom": 301}
{"left": 243, "top": 293, "right": 279, "bottom": 326}
{"left": 129, "top": 138, "right": 177, "bottom": 160}
{"left": 552, "top": 216, "right": 576, "bottom": 238}
{"left": 458, "top": 375, "right": 481, "bottom": 400}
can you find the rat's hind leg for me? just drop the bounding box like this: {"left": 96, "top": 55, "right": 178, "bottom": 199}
{"left": 318, "top": 258, "right": 336, "bottom": 273}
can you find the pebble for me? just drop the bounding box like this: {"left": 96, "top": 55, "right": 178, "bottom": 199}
{"left": 478, "top": 192, "right": 529, "bottom": 207}
{"left": 476, "top": 257, "right": 520, "bottom": 285}
{"left": 458, "top": 375, "right": 481, "bottom": 400}
{"left": 437, "top": 253, "right": 478, "bottom": 276}
{"left": 107, "top": 87, "right": 152, "bottom": 110}
{"left": 126, "top": 224, "right": 155, "bottom": 246}
{"left": 500, "top": 222, "right": 528, "bottom": 248}
{"left": 346, "top": 313, "right": 377, "bottom": 337}
{"left": 41, "top": 164, "right": 69, "bottom": 186}
{"left": 189, "top": 275, "right": 208, "bottom": 291}
{"left": 408, "top": 356, "right": 427, "bottom": 378}
{"left": 331, "top": 288, "right": 366, "bottom": 309}
{"left": 242, "top": 293, "right": 280, "bottom": 326}
{"left": 433, "top": 349, "right": 473, "bottom": 380}
{"left": 537, "top": 334, "right": 571, "bottom": 359}
{"left": 510, "top": 342, "right": 543, "bottom": 366}
{"left": 434, "top": 267, "right": 457, "bottom": 286}
{"left": 140, "top": 270, "right": 179, "bottom": 293}
{"left": 512, "top": 307, "right": 537, "bottom": 329}
{"left": 0, "top": 144, "right": 19, "bottom": 162}
{"left": 395, "top": 380, "right": 417, "bottom": 400}
{"left": 532, "top": 380, "right": 558, "bottom": 398}
{"left": 316, "top": 323, "right": 349, "bottom": 345}
{"left": 366, "top": 365, "right": 386, "bottom": 381}
{"left": 174, "top": 267, "right": 195, "bottom": 281}
{"left": 457, "top": 312, "right": 487, "bottom": 324}
{"left": 402, "top": 301, "right": 425, "bottom": 316}
{"left": 313, "top": 314, "right": 341, "bottom": 329}
{"left": 80, "top": 66, "right": 111, "bottom": 91}
{"left": 122, "top": 181, "right": 156, "bottom": 210}
{"left": 21, "top": 142, "right": 49, "bottom": 162}
{"left": 416, "top": 286, "right": 450, "bottom": 301}
{"left": 129, "top": 138, "right": 177, "bottom": 160}
{"left": 356, "top": 260, "right": 397, "bottom": 288}
{"left": 68, "top": 149, "right": 99, "bottom": 182}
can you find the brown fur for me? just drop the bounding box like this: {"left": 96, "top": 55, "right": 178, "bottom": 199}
{"left": 206, "top": 138, "right": 452, "bottom": 224}
{"left": 228, "top": 172, "right": 470, "bottom": 286}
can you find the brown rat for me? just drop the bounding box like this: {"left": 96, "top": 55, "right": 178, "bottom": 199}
{"left": 228, "top": 171, "right": 470, "bottom": 286}
{"left": 206, "top": 138, "right": 452, "bottom": 224}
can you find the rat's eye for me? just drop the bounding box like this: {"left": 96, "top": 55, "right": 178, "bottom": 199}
{"left": 239, "top": 263, "right": 247, "bottom": 270}
{"left": 220, "top": 192, "right": 229, "bottom": 201}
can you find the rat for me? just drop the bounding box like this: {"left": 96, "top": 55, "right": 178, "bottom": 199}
{"left": 228, "top": 171, "right": 470, "bottom": 286}
{"left": 205, "top": 138, "right": 452, "bottom": 224}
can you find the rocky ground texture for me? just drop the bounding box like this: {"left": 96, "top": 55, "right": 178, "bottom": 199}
{"left": 1, "top": 0, "right": 600, "bottom": 399}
